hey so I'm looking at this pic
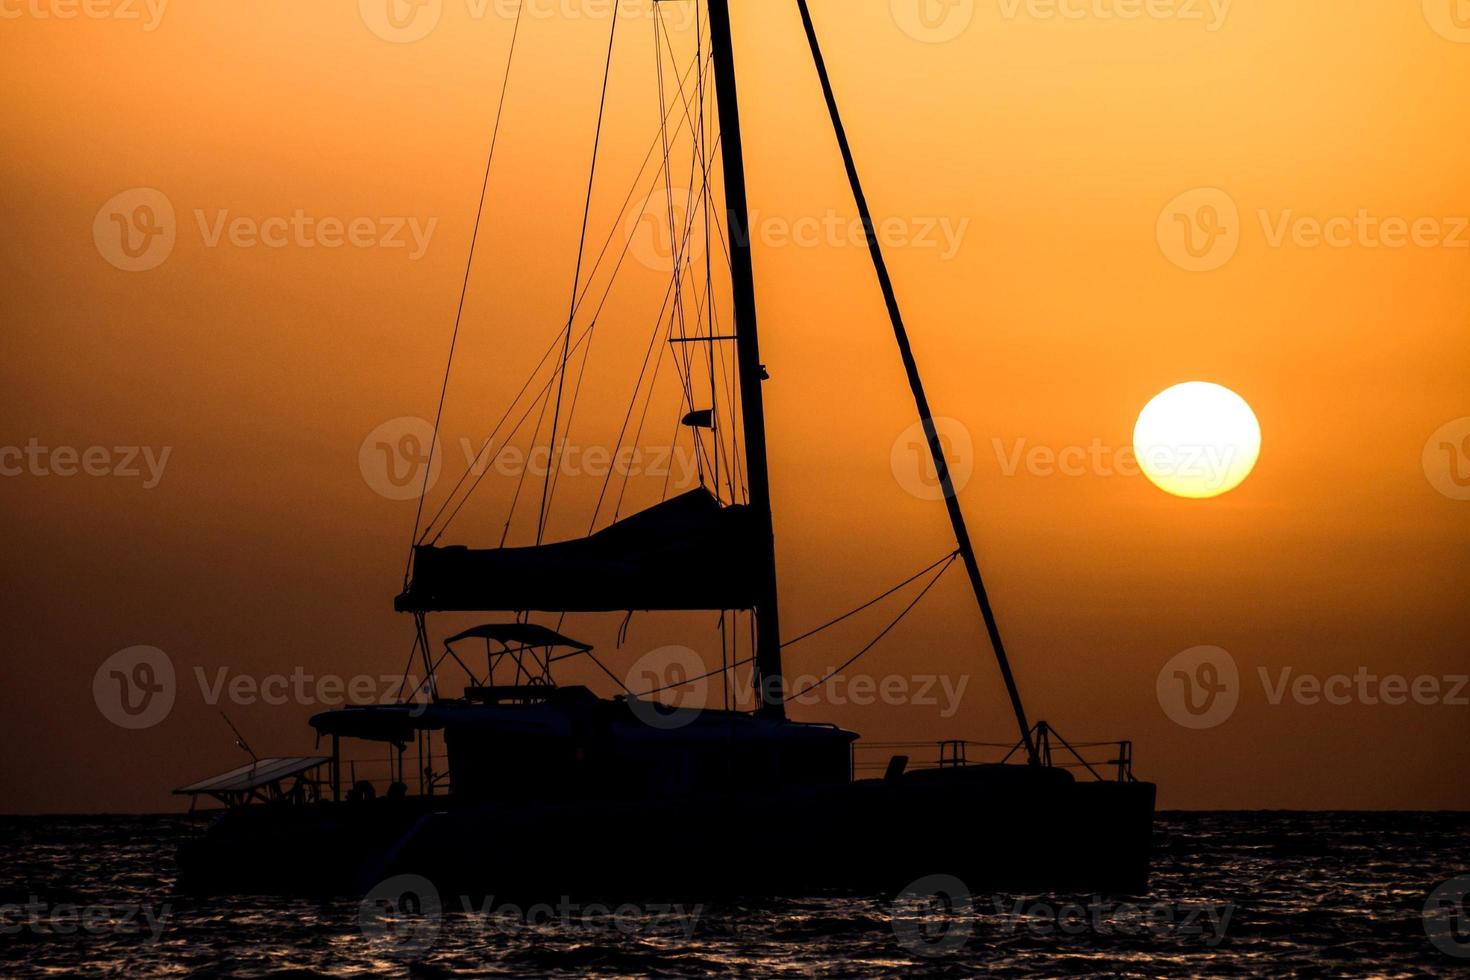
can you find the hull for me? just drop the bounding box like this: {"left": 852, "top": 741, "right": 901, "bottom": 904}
{"left": 178, "top": 765, "right": 1156, "bottom": 898}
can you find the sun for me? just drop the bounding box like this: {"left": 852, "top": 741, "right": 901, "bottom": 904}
{"left": 1133, "top": 382, "right": 1261, "bottom": 499}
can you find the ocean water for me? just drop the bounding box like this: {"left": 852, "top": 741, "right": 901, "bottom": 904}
{"left": 0, "top": 812, "right": 1466, "bottom": 977}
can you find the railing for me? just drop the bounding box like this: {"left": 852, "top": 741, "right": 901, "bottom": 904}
{"left": 336, "top": 737, "right": 448, "bottom": 801}
{"left": 855, "top": 721, "right": 1136, "bottom": 783}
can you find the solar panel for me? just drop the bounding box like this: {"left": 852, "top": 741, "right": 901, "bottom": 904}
{"left": 173, "top": 756, "right": 330, "bottom": 796}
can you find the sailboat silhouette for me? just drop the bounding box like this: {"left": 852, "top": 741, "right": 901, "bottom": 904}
{"left": 175, "top": 0, "right": 1156, "bottom": 899}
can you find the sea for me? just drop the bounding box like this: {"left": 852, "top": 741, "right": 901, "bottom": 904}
{"left": 0, "top": 811, "right": 1466, "bottom": 977}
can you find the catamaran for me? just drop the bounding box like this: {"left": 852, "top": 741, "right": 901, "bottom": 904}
{"left": 176, "top": 0, "right": 1155, "bottom": 897}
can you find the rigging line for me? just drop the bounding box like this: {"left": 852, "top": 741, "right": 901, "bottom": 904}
{"left": 451, "top": 219, "right": 684, "bottom": 544}
{"left": 541, "top": 315, "right": 599, "bottom": 522}
{"left": 597, "top": 154, "right": 719, "bottom": 521}
{"left": 794, "top": 0, "right": 1036, "bottom": 761}
{"left": 434, "top": 54, "right": 718, "bottom": 541}
{"left": 431, "top": 315, "right": 597, "bottom": 542}
{"left": 654, "top": 28, "right": 706, "bottom": 485}
{"left": 395, "top": 632, "right": 423, "bottom": 703}
{"left": 415, "top": 32, "right": 683, "bottom": 546}
{"left": 499, "top": 379, "right": 553, "bottom": 547}
{"left": 589, "top": 278, "right": 675, "bottom": 531}
{"left": 652, "top": 8, "right": 695, "bottom": 482}
{"left": 659, "top": 394, "right": 685, "bottom": 501}
{"left": 538, "top": 10, "right": 621, "bottom": 545}
{"left": 568, "top": 53, "right": 711, "bottom": 317}
{"left": 782, "top": 553, "right": 961, "bottom": 704}
{"left": 611, "top": 321, "right": 671, "bottom": 521}
{"left": 586, "top": 651, "right": 635, "bottom": 696}
{"left": 427, "top": 63, "right": 710, "bottom": 543}
{"left": 654, "top": 6, "right": 710, "bottom": 178}
{"left": 696, "top": 0, "right": 720, "bottom": 501}
{"left": 631, "top": 656, "right": 755, "bottom": 699}
{"left": 404, "top": 0, "right": 527, "bottom": 585}
{"left": 781, "top": 549, "right": 961, "bottom": 649}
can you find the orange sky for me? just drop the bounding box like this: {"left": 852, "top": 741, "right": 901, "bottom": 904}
{"left": 2, "top": 0, "right": 1467, "bottom": 812}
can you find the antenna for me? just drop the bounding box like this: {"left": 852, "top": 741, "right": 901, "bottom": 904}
{"left": 220, "top": 711, "right": 259, "bottom": 765}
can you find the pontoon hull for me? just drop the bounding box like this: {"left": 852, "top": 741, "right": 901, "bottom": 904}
{"left": 178, "top": 766, "right": 1156, "bottom": 898}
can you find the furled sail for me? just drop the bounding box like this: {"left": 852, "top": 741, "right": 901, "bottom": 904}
{"left": 396, "top": 488, "right": 762, "bottom": 613}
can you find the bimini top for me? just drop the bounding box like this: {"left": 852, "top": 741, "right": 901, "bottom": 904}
{"left": 445, "top": 623, "right": 590, "bottom": 651}
{"left": 173, "top": 756, "right": 330, "bottom": 796}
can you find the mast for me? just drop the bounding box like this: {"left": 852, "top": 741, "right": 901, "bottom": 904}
{"left": 706, "top": 0, "right": 785, "bottom": 719}
{"left": 794, "top": 0, "right": 1038, "bottom": 764}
